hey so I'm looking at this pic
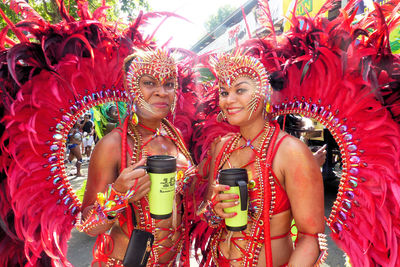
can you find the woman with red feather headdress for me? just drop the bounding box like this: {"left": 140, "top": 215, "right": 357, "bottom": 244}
{"left": 76, "top": 47, "right": 198, "bottom": 266}
{"left": 192, "top": 0, "right": 400, "bottom": 266}
{"left": 0, "top": 0, "right": 199, "bottom": 266}
{"left": 197, "top": 50, "right": 327, "bottom": 267}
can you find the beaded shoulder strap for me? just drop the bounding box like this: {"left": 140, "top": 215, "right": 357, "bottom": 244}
{"left": 264, "top": 122, "right": 281, "bottom": 166}
{"left": 213, "top": 134, "right": 241, "bottom": 180}
{"left": 161, "top": 119, "right": 194, "bottom": 164}
{"left": 121, "top": 117, "right": 130, "bottom": 171}
{"left": 126, "top": 120, "right": 143, "bottom": 165}
{"left": 257, "top": 122, "right": 280, "bottom": 267}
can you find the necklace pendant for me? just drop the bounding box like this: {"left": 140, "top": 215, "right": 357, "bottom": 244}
{"left": 246, "top": 140, "right": 251, "bottom": 147}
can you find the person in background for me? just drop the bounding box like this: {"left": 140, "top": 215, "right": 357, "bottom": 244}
{"left": 65, "top": 123, "right": 83, "bottom": 177}
{"left": 278, "top": 114, "right": 327, "bottom": 167}
{"left": 80, "top": 113, "right": 95, "bottom": 160}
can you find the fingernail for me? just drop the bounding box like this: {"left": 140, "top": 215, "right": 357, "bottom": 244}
{"left": 234, "top": 195, "right": 239, "bottom": 199}
{"left": 225, "top": 186, "right": 230, "bottom": 190}
{"left": 235, "top": 201, "right": 239, "bottom": 205}
{"left": 234, "top": 212, "right": 238, "bottom": 216}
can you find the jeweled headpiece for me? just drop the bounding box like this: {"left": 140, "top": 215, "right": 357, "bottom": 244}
{"left": 124, "top": 48, "right": 178, "bottom": 112}
{"left": 210, "top": 52, "right": 272, "bottom": 116}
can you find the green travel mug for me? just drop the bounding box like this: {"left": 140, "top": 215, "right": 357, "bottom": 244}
{"left": 147, "top": 155, "right": 177, "bottom": 219}
{"left": 219, "top": 168, "right": 249, "bottom": 231}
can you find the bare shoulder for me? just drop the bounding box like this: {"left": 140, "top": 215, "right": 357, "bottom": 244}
{"left": 272, "top": 131, "right": 319, "bottom": 176}
{"left": 273, "top": 131, "right": 321, "bottom": 185}
{"left": 93, "top": 130, "right": 121, "bottom": 155}
{"left": 275, "top": 131, "right": 313, "bottom": 159}
{"left": 82, "top": 130, "right": 124, "bottom": 209}
{"left": 90, "top": 130, "right": 130, "bottom": 168}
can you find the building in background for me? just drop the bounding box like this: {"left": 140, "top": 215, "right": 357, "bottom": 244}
{"left": 191, "top": 0, "right": 398, "bottom": 55}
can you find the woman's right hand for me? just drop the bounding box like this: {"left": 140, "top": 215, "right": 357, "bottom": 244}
{"left": 210, "top": 183, "right": 239, "bottom": 218}
{"left": 113, "top": 159, "right": 151, "bottom": 202}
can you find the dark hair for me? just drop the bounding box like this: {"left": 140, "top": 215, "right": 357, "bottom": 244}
{"left": 124, "top": 56, "right": 135, "bottom": 73}
{"left": 269, "top": 71, "right": 285, "bottom": 91}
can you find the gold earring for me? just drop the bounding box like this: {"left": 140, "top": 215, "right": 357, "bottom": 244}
{"left": 217, "top": 111, "right": 226, "bottom": 122}
{"left": 131, "top": 103, "right": 138, "bottom": 126}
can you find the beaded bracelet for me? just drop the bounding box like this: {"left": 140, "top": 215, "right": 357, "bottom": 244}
{"left": 316, "top": 233, "right": 328, "bottom": 266}
{"left": 295, "top": 231, "right": 328, "bottom": 266}
{"left": 77, "top": 184, "right": 136, "bottom": 233}
{"left": 197, "top": 200, "right": 223, "bottom": 228}
{"left": 76, "top": 207, "right": 118, "bottom": 235}
{"left": 96, "top": 184, "right": 132, "bottom": 218}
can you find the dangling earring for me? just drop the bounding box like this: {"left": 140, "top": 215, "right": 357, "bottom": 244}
{"left": 217, "top": 111, "right": 227, "bottom": 122}
{"left": 170, "top": 94, "right": 177, "bottom": 114}
{"left": 131, "top": 103, "right": 139, "bottom": 126}
{"left": 265, "top": 94, "right": 272, "bottom": 112}
{"left": 265, "top": 102, "right": 271, "bottom": 113}
{"left": 170, "top": 94, "right": 177, "bottom": 123}
{"left": 264, "top": 95, "right": 272, "bottom": 120}
{"left": 262, "top": 98, "right": 267, "bottom": 119}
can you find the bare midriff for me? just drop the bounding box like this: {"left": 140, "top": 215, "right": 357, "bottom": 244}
{"left": 216, "top": 209, "right": 293, "bottom": 267}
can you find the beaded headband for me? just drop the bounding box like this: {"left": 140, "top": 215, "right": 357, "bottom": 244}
{"left": 210, "top": 53, "right": 272, "bottom": 116}
{"left": 124, "top": 48, "right": 178, "bottom": 112}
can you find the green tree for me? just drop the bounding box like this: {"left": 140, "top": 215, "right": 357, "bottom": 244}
{"left": 1, "top": 0, "right": 149, "bottom": 27}
{"left": 204, "top": 4, "right": 236, "bottom": 32}
{"left": 121, "top": 0, "right": 149, "bottom": 19}
{"left": 390, "top": 26, "right": 399, "bottom": 54}
{"left": 0, "top": 2, "right": 19, "bottom": 30}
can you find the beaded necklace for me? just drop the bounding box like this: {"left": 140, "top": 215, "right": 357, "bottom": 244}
{"left": 125, "top": 118, "right": 193, "bottom": 266}
{"left": 224, "top": 123, "right": 268, "bottom": 168}
{"left": 127, "top": 120, "right": 192, "bottom": 162}
{"left": 137, "top": 122, "right": 179, "bottom": 149}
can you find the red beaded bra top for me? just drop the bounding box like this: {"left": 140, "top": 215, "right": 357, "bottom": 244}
{"left": 208, "top": 122, "right": 291, "bottom": 266}
{"left": 107, "top": 118, "right": 195, "bottom": 266}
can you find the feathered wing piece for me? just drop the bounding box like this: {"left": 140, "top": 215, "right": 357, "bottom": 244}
{"left": 0, "top": 2, "right": 193, "bottom": 265}
{"left": 0, "top": 1, "right": 202, "bottom": 265}
{"left": 252, "top": 1, "right": 400, "bottom": 266}
{"left": 192, "top": 0, "right": 400, "bottom": 266}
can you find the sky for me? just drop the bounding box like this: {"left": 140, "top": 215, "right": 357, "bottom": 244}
{"left": 144, "top": 0, "right": 250, "bottom": 49}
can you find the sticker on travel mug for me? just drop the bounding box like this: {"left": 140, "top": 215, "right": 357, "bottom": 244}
{"left": 147, "top": 155, "right": 177, "bottom": 219}
{"left": 219, "top": 168, "right": 249, "bottom": 231}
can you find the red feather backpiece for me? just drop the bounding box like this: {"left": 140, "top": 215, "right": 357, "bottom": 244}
{"left": 0, "top": 1, "right": 200, "bottom": 266}
{"left": 192, "top": 1, "right": 400, "bottom": 266}
{"left": 263, "top": 2, "right": 400, "bottom": 265}
{"left": 1, "top": 0, "right": 400, "bottom": 266}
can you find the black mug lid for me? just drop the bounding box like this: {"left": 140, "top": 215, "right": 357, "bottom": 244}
{"left": 147, "top": 155, "right": 176, "bottom": 173}
{"left": 218, "top": 168, "right": 248, "bottom": 186}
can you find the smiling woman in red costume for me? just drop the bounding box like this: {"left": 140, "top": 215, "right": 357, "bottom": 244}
{"left": 77, "top": 48, "right": 196, "bottom": 266}
{"left": 198, "top": 52, "right": 327, "bottom": 267}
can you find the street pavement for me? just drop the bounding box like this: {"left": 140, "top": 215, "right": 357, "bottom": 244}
{"left": 67, "top": 161, "right": 346, "bottom": 266}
